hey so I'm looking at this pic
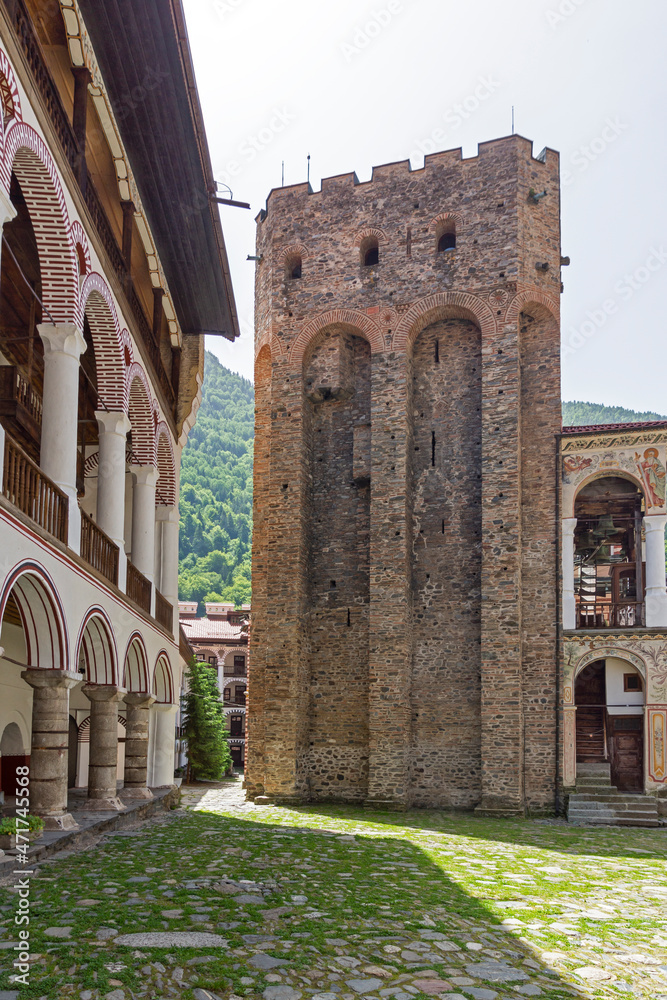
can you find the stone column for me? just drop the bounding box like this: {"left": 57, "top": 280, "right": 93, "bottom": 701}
{"left": 150, "top": 704, "right": 177, "bottom": 787}
{"left": 37, "top": 323, "right": 87, "bottom": 553}
{"left": 562, "top": 517, "right": 577, "bottom": 630}
{"left": 130, "top": 464, "right": 158, "bottom": 575}
{"left": 96, "top": 411, "right": 131, "bottom": 590}
{"left": 156, "top": 504, "right": 179, "bottom": 635}
{"left": 82, "top": 684, "right": 125, "bottom": 811}
{"left": 645, "top": 514, "right": 667, "bottom": 626}
{"left": 121, "top": 692, "right": 155, "bottom": 800}
{"left": 21, "top": 669, "right": 80, "bottom": 830}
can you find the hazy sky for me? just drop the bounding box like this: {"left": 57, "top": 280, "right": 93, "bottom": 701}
{"left": 183, "top": 0, "right": 667, "bottom": 414}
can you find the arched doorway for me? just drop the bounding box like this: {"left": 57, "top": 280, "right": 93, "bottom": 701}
{"left": 574, "top": 476, "right": 645, "bottom": 628}
{"left": 575, "top": 656, "right": 645, "bottom": 792}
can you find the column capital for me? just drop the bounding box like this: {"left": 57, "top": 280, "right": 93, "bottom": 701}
{"left": 37, "top": 323, "right": 87, "bottom": 360}
{"left": 156, "top": 503, "right": 179, "bottom": 523}
{"left": 130, "top": 464, "right": 159, "bottom": 488}
{"left": 0, "top": 187, "right": 17, "bottom": 226}
{"left": 124, "top": 691, "right": 155, "bottom": 709}
{"left": 22, "top": 668, "right": 81, "bottom": 691}
{"left": 153, "top": 702, "right": 176, "bottom": 713}
{"left": 562, "top": 516, "right": 577, "bottom": 536}
{"left": 82, "top": 683, "right": 126, "bottom": 703}
{"left": 95, "top": 409, "right": 132, "bottom": 437}
{"left": 645, "top": 513, "right": 667, "bottom": 534}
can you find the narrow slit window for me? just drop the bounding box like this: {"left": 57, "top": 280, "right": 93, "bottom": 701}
{"left": 431, "top": 431, "right": 436, "bottom": 467}
{"left": 434, "top": 339, "right": 439, "bottom": 363}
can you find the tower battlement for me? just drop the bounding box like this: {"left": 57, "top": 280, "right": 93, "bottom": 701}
{"left": 257, "top": 135, "right": 558, "bottom": 223}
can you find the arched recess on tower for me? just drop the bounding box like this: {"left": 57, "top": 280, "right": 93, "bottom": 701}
{"left": 407, "top": 306, "right": 483, "bottom": 809}
{"left": 301, "top": 323, "right": 371, "bottom": 801}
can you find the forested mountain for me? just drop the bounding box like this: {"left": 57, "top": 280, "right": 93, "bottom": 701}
{"left": 563, "top": 400, "right": 667, "bottom": 426}
{"left": 178, "top": 371, "right": 667, "bottom": 611}
{"left": 179, "top": 353, "right": 253, "bottom": 608}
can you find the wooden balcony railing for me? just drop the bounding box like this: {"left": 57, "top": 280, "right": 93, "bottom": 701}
{"left": 2, "top": 432, "right": 68, "bottom": 543}
{"left": 80, "top": 508, "right": 119, "bottom": 586}
{"left": 127, "top": 560, "right": 151, "bottom": 614}
{"left": 155, "top": 589, "right": 174, "bottom": 633}
{"left": 576, "top": 601, "right": 645, "bottom": 629}
{"left": 0, "top": 367, "right": 43, "bottom": 425}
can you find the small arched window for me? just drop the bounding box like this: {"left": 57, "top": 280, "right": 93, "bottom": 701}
{"left": 438, "top": 231, "right": 456, "bottom": 253}
{"left": 285, "top": 254, "right": 302, "bottom": 280}
{"left": 360, "top": 236, "right": 379, "bottom": 267}
{"left": 364, "top": 245, "right": 379, "bottom": 266}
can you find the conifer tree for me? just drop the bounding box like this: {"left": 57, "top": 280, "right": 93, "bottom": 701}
{"left": 183, "top": 658, "right": 232, "bottom": 780}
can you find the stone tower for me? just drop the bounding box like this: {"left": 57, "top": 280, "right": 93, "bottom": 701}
{"left": 247, "top": 134, "right": 562, "bottom": 815}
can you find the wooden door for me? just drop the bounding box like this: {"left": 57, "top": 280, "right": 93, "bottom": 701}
{"left": 609, "top": 716, "right": 643, "bottom": 792}
{"left": 575, "top": 661, "right": 606, "bottom": 762}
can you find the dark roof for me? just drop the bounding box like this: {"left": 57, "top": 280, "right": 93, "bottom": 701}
{"left": 77, "top": 0, "right": 239, "bottom": 340}
{"left": 562, "top": 421, "right": 667, "bottom": 436}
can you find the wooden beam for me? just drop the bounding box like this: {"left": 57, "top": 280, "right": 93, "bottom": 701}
{"left": 152, "top": 287, "right": 164, "bottom": 344}
{"left": 72, "top": 67, "right": 92, "bottom": 192}
{"left": 121, "top": 200, "right": 135, "bottom": 292}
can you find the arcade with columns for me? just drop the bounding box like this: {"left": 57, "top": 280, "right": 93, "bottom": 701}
{"left": 0, "top": 0, "right": 238, "bottom": 828}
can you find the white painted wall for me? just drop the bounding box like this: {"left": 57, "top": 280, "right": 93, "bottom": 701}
{"left": 605, "top": 657, "right": 644, "bottom": 716}
{"left": 0, "top": 623, "right": 32, "bottom": 759}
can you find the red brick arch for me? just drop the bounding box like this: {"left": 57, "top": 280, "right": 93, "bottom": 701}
{"left": 156, "top": 422, "right": 177, "bottom": 505}
{"left": 127, "top": 366, "right": 156, "bottom": 465}
{"left": 506, "top": 287, "right": 560, "bottom": 325}
{"left": 277, "top": 242, "right": 309, "bottom": 263}
{"left": 393, "top": 291, "right": 496, "bottom": 354}
{"left": 80, "top": 272, "right": 126, "bottom": 411}
{"left": 2, "top": 122, "right": 78, "bottom": 324}
{"left": 428, "top": 211, "right": 465, "bottom": 231}
{"left": 289, "top": 308, "right": 384, "bottom": 369}
{"left": 353, "top": 226, "right": 387, "bottom": 247}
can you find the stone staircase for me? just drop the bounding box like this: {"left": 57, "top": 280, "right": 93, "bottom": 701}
{"left": 567, "top": 763, "right": 659, "bottom": 828}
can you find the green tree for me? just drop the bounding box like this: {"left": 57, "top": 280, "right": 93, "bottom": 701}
{"left": 183, "top": 658, "right": 231, "bottom": 780}
{"left": 179, "top": 352, "right": 254, "bottom": 609}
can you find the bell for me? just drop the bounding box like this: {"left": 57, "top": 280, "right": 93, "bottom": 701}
{"left": 593, "top": 514, "right": 617, "bottom": 538}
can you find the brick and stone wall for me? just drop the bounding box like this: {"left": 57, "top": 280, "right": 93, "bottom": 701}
{"left": 247, "top": 134, "right": 562, "bottom": 813}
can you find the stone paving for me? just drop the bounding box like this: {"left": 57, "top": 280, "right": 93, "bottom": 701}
{"left": 0, "top": 777, "right": 666, "bottom": 999}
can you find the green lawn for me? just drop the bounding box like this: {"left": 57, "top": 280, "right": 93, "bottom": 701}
{"left": 0, "top": 780, "right": 665, "bottom": 999}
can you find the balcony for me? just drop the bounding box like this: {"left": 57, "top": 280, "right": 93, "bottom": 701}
{"left": 224, "top": 695, "right": 246, "bottom": 707}
{"left": 0, "top": 368, "right": 42, "bottom": 455}
{"left": 155, "top": 588, "right": 174, "bottom": 632}
{"left": 80, "top": 508, "right": 119, "bottom": 586}
{"left": 2, "top": 431, "right": 68, "bottom": 543}
{"left": 126, "top": 559, "right": 151, "bottom": 615}
{"left": 223, "top": 665, "right": 247, "bottom": 677}
{"left": 576, "top": 601, "right": 644, "bottom": 630}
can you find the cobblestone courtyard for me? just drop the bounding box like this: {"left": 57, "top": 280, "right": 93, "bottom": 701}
{"left": 1, "top": 778, "right": 666, "bottom": 999}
